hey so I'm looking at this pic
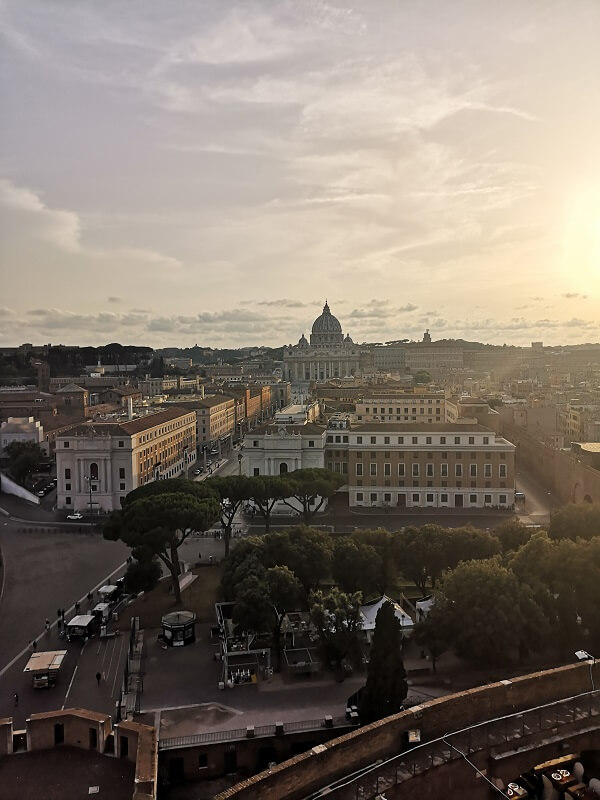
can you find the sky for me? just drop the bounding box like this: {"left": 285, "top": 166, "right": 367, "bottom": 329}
{"left": 1, "top": 0, "right": 599, "bottom": 349}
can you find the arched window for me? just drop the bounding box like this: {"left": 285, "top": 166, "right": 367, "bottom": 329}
{"left": 89, "top": 462, "right": 99, "bottom": 480}
{"left": 279, "top": 463, "right": 288, "bottom": 475}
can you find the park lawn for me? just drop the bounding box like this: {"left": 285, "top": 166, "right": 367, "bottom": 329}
{"left": 119, "top": 564, "right": 223, "bottom": 630}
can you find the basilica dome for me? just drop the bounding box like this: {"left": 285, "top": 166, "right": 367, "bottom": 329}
{"left": 311, "top": 301, "right": 342, "bottom": 334}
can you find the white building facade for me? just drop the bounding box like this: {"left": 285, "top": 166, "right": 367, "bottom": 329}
{"left": 56, "top": 407, "right": 196, "bottom": 513}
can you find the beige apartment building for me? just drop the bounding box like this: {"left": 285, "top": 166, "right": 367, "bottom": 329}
{"left": 170, "top": 396, "right": 238, "bottom": 448}
{"left": 55, "top": 407, "right": 196, "bottom": 512}
{"left": 325, "top": 422, "right": 515, "bottom": 509}
{"left": 355, "top": 392, "right": 445, "bottom": 423}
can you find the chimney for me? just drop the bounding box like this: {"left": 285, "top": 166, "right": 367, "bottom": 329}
{"left": 127, "top": 396, "right": 134, "bottom": 420}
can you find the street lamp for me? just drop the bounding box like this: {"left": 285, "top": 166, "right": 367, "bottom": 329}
{"left": 84, "top": 475, "right": 94, "bottom": 518}
{"left": 575, "top": 649, "right": 596, "bottom": 692}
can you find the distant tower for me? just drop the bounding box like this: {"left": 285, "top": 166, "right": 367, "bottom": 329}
{"left": 423, "top": 329, "right": 432, "bottom": 344}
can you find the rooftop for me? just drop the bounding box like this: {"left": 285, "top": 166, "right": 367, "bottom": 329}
{"left": 57, "top": 406, "right": 194, "bottom": 438}
{"left": 351, "top": 422, "right": 494, "bottom": 433}
{"left": 0, "top": 745, "right": 135, "bottom": 800}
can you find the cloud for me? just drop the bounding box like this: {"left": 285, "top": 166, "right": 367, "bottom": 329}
{"left": 0, "top": 177, "right": 182, "bottom": 269}
{"left": 107, "top": 296, "right": 122, "bottom": 304}
{"left": 562, "top": 293, "right": 588, "bottom": 299}
{"left": 0, "top": 178, "right": 82, "bottom": 252}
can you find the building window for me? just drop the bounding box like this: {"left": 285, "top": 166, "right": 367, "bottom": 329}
{"left": 370, "top": 436, "right": 376, "bottom": 444}
{"left": 483, "top": 436, "right": 489, "bottom": 444}
{"left": 426, "top": 436, "right": 432, "bottom": 444}
{"left": 327, "top": 436, "right": 333, "bottom": 443}
{"left": 198, "top": 754, "right": 208, "bottom": 769}
{"left": 441, "top": 493, "right": 448, "bottom": 503}
{"left": 384, "top": 436, "right": 390, "bottom": 444}
{"left": 412, "top": 493, "right": 419, "bottom": 503}
{"left": 470, "top": 464, "right": 477, "bottom": 477}
{"left": 468, "top": 436, "right": 475, "bottom": 445}
{"left": 370, "top": 493, "right": 377, "bottom": 502}
{"left": 398, "top": 436, "right": 404, "bottom": 444}
{"left": 426, "top": 463, "right": 434, "bottom": 477}
{"left": 119, "top": 468, "right": 126, "bottom": 479}
{"left": 309, "top": 440, "right": 315, "bottom": 448}
{"left": 356, "top": 463, "right": 363, "bottom": 476}
{"left": 253, "top": 468, "right": 259, "bottom": 476}
{"left": 356, "top": 436, "right": 363, "bottom": 444}
{"left": 454, "top": 437, "right": 460, "bottom": 444}
{"left": 64, "top": 441, "right": 70, "bottom": 448}
{"left": 343, "top": 435, "right": 348, "bottom": 443}
{"left": 89, "top": 462, "right": 99, "bottom": 480}
{"left": 65, "top": 496, "right": 71, "bottom": 505}
{"left": 384, "top": 493, "right": 391, "bottom": 502}
{"left": 426, "top": 493, "right": 434, "bottom": 503}
{"left": 356, "top": 492, "right": 363, "bottom": 502}
{"left": 499, "top": 494, "right": 507, "bottom": 504}
{"left": 484, "top": 494, "right": 492, "bottom": 504}
{"left": 470, "top": 494, "right": 477, "bottom": 504}
{"left": 118, "top": 440, "right": 124, "bottom": 448}
{"left": 440, "top": 436, "right": 446, "bottom": 444}
{"left": 412, "top": 436, "right": 418, "bottom": 444}
{"left": 441, "top": 463, "right": 448, "bottom": 477}
{"left": 370, "top": 463, "right": 377, "bottom": 476}
{"left": 64, "top": 468, "right": 71, "bottom": 479}
{"left": 65, "top": 483, "right": 71, "bottom": 491}
{"left": 455, "top": 464, "right": 463, "bottom": 477}
{"left": 499, "top": 464, "right": 507, "bottom": 478}
{"left": 120, "top": 482, "right": 126, "bottom": 491}
{"left": 398, "top": 463, "right": 405, "bottom": 477}
{"left": 412, "top": 463, "right": 419, "bottom": 477}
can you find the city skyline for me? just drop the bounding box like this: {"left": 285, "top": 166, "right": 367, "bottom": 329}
{"left": 1, "top": 1, "right": 599, "bottom": 348}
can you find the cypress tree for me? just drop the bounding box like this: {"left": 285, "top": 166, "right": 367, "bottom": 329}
{"left": 359, "top": 601, "right": 407, "bottom": 723}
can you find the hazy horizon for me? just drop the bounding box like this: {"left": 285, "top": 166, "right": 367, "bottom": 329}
{"left": 1, "top": 1, "right": 599, "bottom": 348}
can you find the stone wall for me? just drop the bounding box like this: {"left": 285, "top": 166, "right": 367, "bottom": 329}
{"left": 502, "top": 421, "right": 600, "bottom": 504}
{"left": 216, "top": 661, "right": 600, "bottom": 800}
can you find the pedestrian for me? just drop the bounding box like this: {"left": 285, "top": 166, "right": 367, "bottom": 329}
{"left": 45, "top": 619, "right": 50, "bottom": 633}
{"left": 57, "top": 618, "right": 62, "bottom": 632}
{"left": 30, "top": 640, "right": 37, "bottom": 652}
{"left": 75, "top": 601, "right": 80, "bottom": 614}
{"left": 198, "top": 551, "right": 202, "bottom": 561}
{"left": 95, "top": 672, "right": 102, "bottom": 687}
{"left": 87, "top": 592, "right": 93, "bottom": 604}
{"left": 57, "top": 608, "right": 61, "bottom": 620}
{"left": 14, "top": 692, "right": 18, "bottom": 707}
{"left": 60, "top": 608, "right": 65, "bottom": 619}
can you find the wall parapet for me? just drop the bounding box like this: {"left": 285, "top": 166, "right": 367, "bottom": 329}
{"left": 216, "top": 661, "right": 600, "bottom": 800}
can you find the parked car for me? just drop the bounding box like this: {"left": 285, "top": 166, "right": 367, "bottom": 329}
{"left": 66, "top": 512, "right": 84, "bottom": 520}
{"left": 193, "top": 467, "right": 204, "bottom": 476}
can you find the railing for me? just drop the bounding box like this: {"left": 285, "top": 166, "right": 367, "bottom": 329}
{"left": 159, "top": 715, "right": 351, "bottom": 750}
{"left": 301, "top": 689, "right": 600, "bottom": 799}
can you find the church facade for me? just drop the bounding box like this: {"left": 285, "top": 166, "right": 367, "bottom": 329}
{"left": 283, "top": 301, "right": 365, "bottom": 392}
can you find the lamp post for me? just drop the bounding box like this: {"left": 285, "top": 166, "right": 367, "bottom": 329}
{"left": 575, "top": 650, "right": 596, "bottom": 691}
{"left": 238, "top": 448, "right": 244, "bottom": 476}
{"left": 84, "top": 475, "right": 93, "bottom": 518}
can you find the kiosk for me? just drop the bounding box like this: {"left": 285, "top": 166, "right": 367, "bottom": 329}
{"left": 66, "top": 614, "right": 96, "bottom": 641}
{"left": 24, "top": 650, "right": 67, "bottom": 688}
{"left": 98, "top": 584, "right": 120, "bottom": 603}
{"left": 161, "top": 611, "right": 196, "bottom": 647}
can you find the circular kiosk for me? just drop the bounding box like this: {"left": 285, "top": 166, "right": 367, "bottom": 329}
{"left": 161, "top": 611, "right": 196, "bottom": 647}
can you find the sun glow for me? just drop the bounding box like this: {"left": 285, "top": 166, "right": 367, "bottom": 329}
{"left": 563, "top": 187, "right": 600, "bottom": 292}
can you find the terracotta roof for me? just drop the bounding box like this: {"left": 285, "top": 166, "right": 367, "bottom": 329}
{"left": 171, "top": 396, "right": 234, "bottom": 409}
{"left": 56, "top": 383, "right": 87, "bottom": 393}
{"left": 57, "top": 407, "right": 194, "bottom": 439}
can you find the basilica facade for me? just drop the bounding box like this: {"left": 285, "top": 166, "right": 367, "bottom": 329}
{"left": 283, "top": 301, "right": 365, "bottom": 390}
